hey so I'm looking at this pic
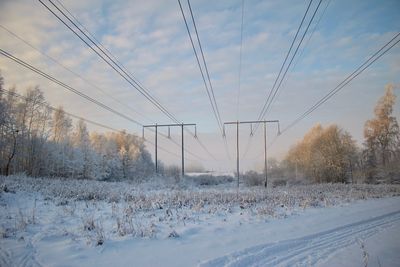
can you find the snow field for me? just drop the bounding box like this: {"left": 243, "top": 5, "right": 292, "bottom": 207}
{"left": 1, "top": 174, "right": 400, "bottom": 266}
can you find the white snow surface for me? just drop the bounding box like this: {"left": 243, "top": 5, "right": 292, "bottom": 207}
{"left": 1, "top": 175, "right": 400, "bottom": 267}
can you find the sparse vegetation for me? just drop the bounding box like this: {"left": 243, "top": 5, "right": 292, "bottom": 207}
{"left": 1, "top": 174, "right": 400, "bottom": 245}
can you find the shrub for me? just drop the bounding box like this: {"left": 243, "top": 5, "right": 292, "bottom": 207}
{"left": 272, "top": 179, "right": 287, "bottom": 188}
{"left": 185, "top": 174, "right": 233, "bottom": 186}
{"left": 243, "top": 171, "right": 264, "bottom": 187}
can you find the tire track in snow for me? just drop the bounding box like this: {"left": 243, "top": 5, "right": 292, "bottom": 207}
{"left": 0, "top": 240, "right": 42, "bottom": 267}
{"left": 200, "top": 210, "right": 400, "bottom": 267}
{"left": 0, "top": 246, "right": 12, "bottom": 267}
{"left": 17, "top": 241, "right": 42, "bottom": 267}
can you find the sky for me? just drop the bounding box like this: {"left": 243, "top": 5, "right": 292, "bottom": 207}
{"left": 0, "top": 0, "right": 399, "bottom": 172}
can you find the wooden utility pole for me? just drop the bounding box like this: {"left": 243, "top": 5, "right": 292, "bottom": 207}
{"left": 155, "top": 123, "right": 158, "bottom": 172}
{"left": 143, "top": 123, "right": 196, "bottom": 176}
{"left": 181, "top": 124, "right": 184, "bottom": 176}
{"left": 236, "top": 121, "right": 239, "bottom": 190}
{"left": 224, "top": 120, "right": 280, "bottom": 189}
{"left": 264, "top": 122, "right": 267, "bottom": 188}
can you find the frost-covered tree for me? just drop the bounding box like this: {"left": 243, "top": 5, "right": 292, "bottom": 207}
{"left": 0, "top": 72, "right": 154, "bottom": 180}
{"left": 72, "top": 119, "right": 93, "bottom": 179}
{"left": 363, "top": 84, "right": 400, "bottom": 183}
{"left": 111, "top": 131, "right": 154, "bottom": 181}
{"left": 89, "top": 132, "right": 112, "bottom": 180}
{"left": 51, "top": 106, "right": 72, "bottom": 143}
{"left": 18, "top": 87, "right": 51, "bottom": 176}
{"left": 49, "top": 106, "right": 73, "bottom": 177}
{"left": 286, "top": 124, "right": 357, "bottom": 183}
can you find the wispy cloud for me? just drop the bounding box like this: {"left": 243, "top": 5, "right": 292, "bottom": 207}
{"left": 0, "top": 0, "right": 399, "bottom": 170}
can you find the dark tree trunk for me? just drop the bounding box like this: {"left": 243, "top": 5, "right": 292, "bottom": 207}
{"left": 5, "top": 130, "right": 17, "bottom": 176}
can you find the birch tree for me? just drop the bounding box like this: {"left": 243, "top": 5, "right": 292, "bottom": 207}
{"left": 364, "top": 84, "right": 400, "bottom": 182}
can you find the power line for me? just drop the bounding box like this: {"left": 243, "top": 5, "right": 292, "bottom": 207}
{"left": 144, "top": 130, "right": 197, "bottom": 163}
{"left": 257, "top": 32, "right": 400, "bottom": 152}
{"left": 271, "top": 0, "right": 332, "bottom": 107}
{"left": 46, "top": 0, "right": 179, "bottom": 123}
{"left": 0, "top": 46, "right": 212, "bottom": 163}
{"left": 0, "top": 24, "right": 155, "bottom": 124}
{"left": 241, "top": 117, "right": 280, "bottom": 160}
{"left": 224, "top": 120, "right": 280, "bottom": 189}
{"left": 39, "top": 0, "right": 180, "bottom": 124}
{"left": 0, "top": 44, "right": 210, "bottom": 164}
{"left": 241, "top": 0, "right": 315, "bottom": 160}
{"left": 1, "top": 87, "right": 184, "bottom": 162}
{"left": 0, "top": 87, "right": 123, "bottom": 133}
{"left": 291, "top": 0, "right": 332, "bottom": 71}
{"left": 158, "top": 131, "right": 207, "bottom": 162}
{"left": 53, "top": 0, "right": 149, "bottom": 93}
{"left": 282, "top": 32, "right": 400, "bottom": 133}
{"left": 256, "top": 0, "right": 314, "bottom": 124}
{"left": 53, "top": 0, "right": 141, "bottom": 86}
{"left": 144, "top": 138, "right": 193, "bottom": 162}
{"left": 39, "top": 0, "right": 220, "bottom": 162}
{"left": 0, "top": 83, "right": 203, "bottom": 166}
{"left": 0, "top": 48, "right": 144, "bottom": 127}
{"left": 187, "top": 0, "right": 224, "bottom": 130}
{"left": 195, "top": 134, "right": 221, "bottom": 162}
{"left": 245, "top": 134, "right": 279, "bottom": 161}
{"left": 147, "top": 116, "right": 220, "bottom": 162}
{"left": 178, "top": 0, "right": 231, "bottom": 162}
{"left": 257, "top": 0, "right": 323, "bottom": 122}
{"left": 242, "top": 0, "right": 322, "bottom": 161}
{"left": 143, "top": 123, "right": 199, "bottom": 175}
{"left": 250, "top": 0, "right": 328, "bottom": 150}
{"left": 178, "top": 0, "right": 223, "bottom": 132}
{"left": 240, "top": 124, "right": 260, "bottom": 160}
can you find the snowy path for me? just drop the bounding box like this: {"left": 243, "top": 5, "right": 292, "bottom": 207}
{"left": 0, "top": 240, "right": 42, "bottom": 267}
{"left": 200, "top": 210, "right": 400, "bottom": 267}
{"left": 1, "top": 195, "right": 400, "bottom": 267}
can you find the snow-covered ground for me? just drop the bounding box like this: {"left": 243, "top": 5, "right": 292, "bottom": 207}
{"left": 1, "top": 175, "right": 400, "bottom": 266}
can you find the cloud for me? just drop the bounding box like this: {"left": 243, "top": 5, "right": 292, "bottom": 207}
{"left": 0, "top": 0, "right": 399, "bottom": 171}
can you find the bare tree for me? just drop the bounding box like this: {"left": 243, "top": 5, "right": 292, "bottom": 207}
{"left": 0, "top": 85, "right": 20, "bottom": 175}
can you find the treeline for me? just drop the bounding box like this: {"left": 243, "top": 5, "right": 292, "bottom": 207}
{"left": 284, "top": 85, "right": 400, "bottom": 184}
{"left": 0, "top": 74, "right": 154, "bottom": 180}
{"left": 1, "top": 71, "right": 399, "bottom": 185}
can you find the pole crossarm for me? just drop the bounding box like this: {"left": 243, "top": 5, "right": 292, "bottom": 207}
{"left": 223, "top": 119, "right": 280, "bottom": 191}
{"left": 142, "top": 123, "right": 197, "bottom": 176}
{"left": 224, "top": 120, "right": 279, "bottom": 125}
{"left": 143, "top": 123, "right": 196, "bottom": 128}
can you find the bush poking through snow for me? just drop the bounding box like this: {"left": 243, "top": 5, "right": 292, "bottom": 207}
{"left": 1, "top": 174, "right": 400, "bottom": 246}
{"left": 17, "top": 208, "right": 28, "bottom": 231}
{"left": 82, "top": 215, "right": 96, "bottom": 232}
{"left": 95, "top": 221, "right": 105, "bottom": 246}
{"left": 242, "top": 171, "right": 264, "bottom": 187}
{"left": 168, "top": 230, "right": 179, "bottom": 238}
{"left": 31, "top": 199, "right": 37, "bottom": 224}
